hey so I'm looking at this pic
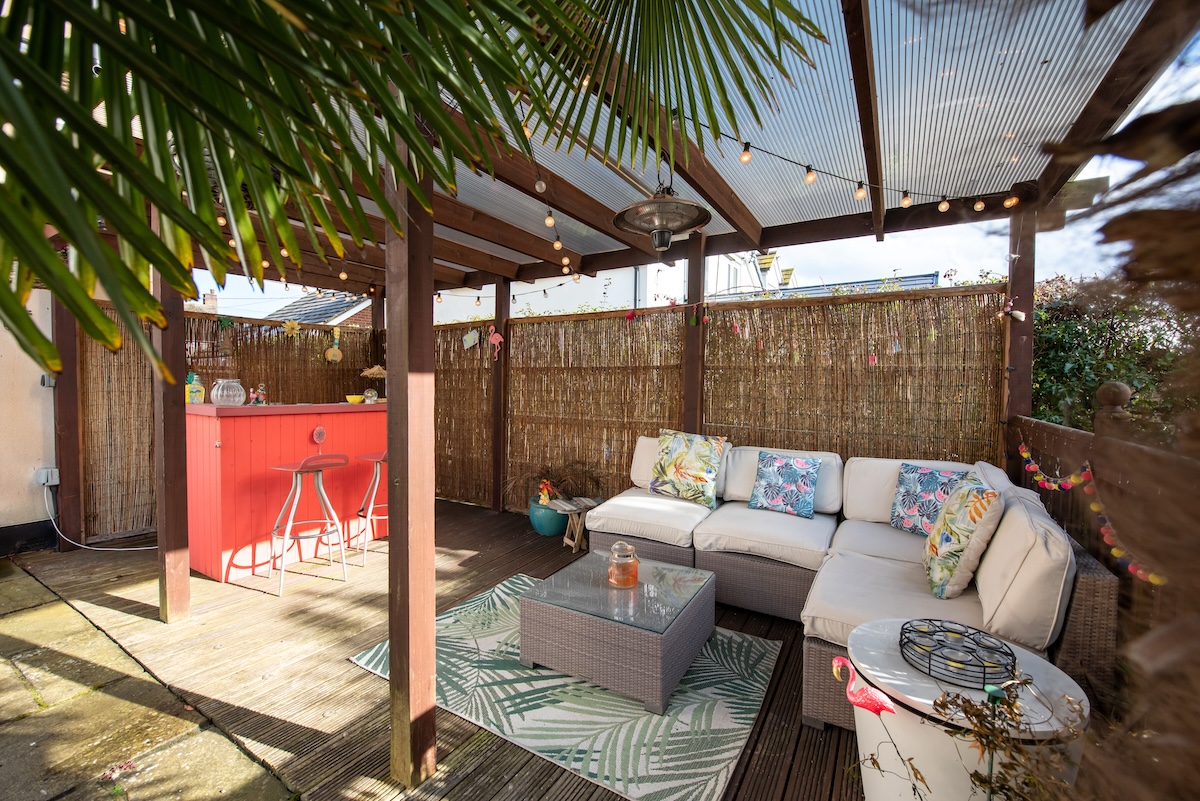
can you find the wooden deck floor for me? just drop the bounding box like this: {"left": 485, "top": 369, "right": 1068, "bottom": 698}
{"left": 16, "top": 501, "right": 863, "bottom": 801}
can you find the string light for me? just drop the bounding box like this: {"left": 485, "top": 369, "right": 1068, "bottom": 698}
{"left": 216, "top": 215, "right": 227, "bottom": 227}
{"left": 561, "top": 256, "right": 571, "bottom": 266}
{"left": 804, "top": 166, "right": 816, "bottom": 185}
{"left": 474, "top": 295, "right": 481, "bottom": 307}
{"left": 543, "top": 289, "right": 548, "bottom": 298}
{"left": 535, "top": 178, "right": 547, "bottom": 194}
{"left": 315, "top": 289, "right": 323, "bottom": 298}
{"left": 900, "top": 191, "right": 913, "bottom": 208}
{"left": 854, "top": 182, "right": 867, "bottom": 201}
{"left": 562, "top": 265, "right": 571, "bottom": 274}
{"left": 260, "top": 259, "right": 270, "bottom": 269}
{"left": 280, "top": 247, "right": 289, "bottom": 258}
{"left": 552, "top": 238, "right": 563, "bottom": 251}
{"left": 739, "top": 142, "right": 753, "bottom": 164}
{"left": 581, "top": 74, "right": 590, "bottom": 88}
{"left": 1003, "top": 193, "right": 1020, "bottom": 209}
{"left": 974, "top": 199, "right": 986, "bottom": 212}
{"left": 436, "top": 292, "right": 443, "bottom": 303}
{"left": 544, "top": 212, "right": 555, "bottom": 227}
{"left": 283, "top": 282, "right": 290, "bottom": 291}
{"left": 573, "top": 273, "right": 581, "bottom": 283}
{"left": 301, "top": 285, "right": 309, "bottom": 294}
{"left": 227, "top": 238, "right": 236, "bottom": 247}
{"left": 938, "top": 196, "right": 950, "bottom": 213}
{"left": 338, "top": 270, "right": 348, "bottom": 281}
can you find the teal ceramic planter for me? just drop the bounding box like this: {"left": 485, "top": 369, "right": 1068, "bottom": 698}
{"left": 528, "top": 497, "right": 568, "bottom": 537}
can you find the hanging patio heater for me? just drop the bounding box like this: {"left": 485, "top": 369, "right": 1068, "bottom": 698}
{"left": 613, "top": 185, "right": 711, "bottom": 252}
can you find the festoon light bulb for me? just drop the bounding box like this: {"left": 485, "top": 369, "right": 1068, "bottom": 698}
{"left": 436, "top": 292, "right": 443, "bottom": 303}
{"left": 338, "top": 270, "right": 348, "bottom": 281}
{"left": 938, "top": 196, "right": 950, "bottom": 213}
{"left": 974, "top": 199, "right": 986, "bottom": 212}
{"left": 739, "top": 143, "right": 752, "bottom": 165}
{"left": 854, "top": 182, "right": 867, "bottom": 201}
{"left": 900, "top": 191, "right": 913, "bottom": 208}
{"left": 544, "top": 212, "right": 555, "bottom": 227}
{"left": 535, "top": 178, "right": 547, "bottom": 193}
{"left": 804, "top": 166, "right": 816, "bottom": 185}
{"left": 474, "top": 296, "right": 481, "bottom": 307}
{"left": 552, "top": 238, "right": 563, "bottom": 251}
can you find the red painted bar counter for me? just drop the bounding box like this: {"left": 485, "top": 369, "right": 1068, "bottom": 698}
{"left": 185, "top": 403, "right": 388, "bottom": 582}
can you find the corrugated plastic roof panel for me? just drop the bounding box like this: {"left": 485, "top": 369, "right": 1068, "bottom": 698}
{"left": 872, "top": 0, "right": 1151, "bottom": 208}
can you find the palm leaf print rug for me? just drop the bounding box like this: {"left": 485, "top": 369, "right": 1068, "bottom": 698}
{"left": 351, "top": 574, "right": 780, "bottom": 801}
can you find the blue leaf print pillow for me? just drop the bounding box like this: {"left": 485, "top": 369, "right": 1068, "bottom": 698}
{"left": 748, "top": 452, "right": 821, "bottom": 518}
{"left": 890, "top": 463, "right": 967, "bottom": 535}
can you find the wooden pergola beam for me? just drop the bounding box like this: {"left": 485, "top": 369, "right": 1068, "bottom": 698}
{"left": 433, "top": 194, "right": 582, "bottom": 266}
{"left": 447, "top": 110, "right": 658, "bottom": 257}
{"left": 842, "top": 0, "right": 885, "bottom": 240}
{"left": 433, "top": 239, "right": 521, "bottom": 278}
{"left": 1037, "top": 0, "right": 1200, "bottom": 204}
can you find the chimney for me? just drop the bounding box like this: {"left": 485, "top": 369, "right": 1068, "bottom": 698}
{"left": 202, "top": 291, "right": 218, "bottom": 314}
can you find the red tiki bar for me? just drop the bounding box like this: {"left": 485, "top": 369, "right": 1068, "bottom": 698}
{"left": 185, "top": 403, "right": 387, "bottom": 582}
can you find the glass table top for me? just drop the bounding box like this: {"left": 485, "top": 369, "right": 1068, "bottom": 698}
{"left": 522, "top": 552, "right": 714, "bottom": 634}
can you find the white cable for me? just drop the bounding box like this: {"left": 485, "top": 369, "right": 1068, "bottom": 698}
{"left": 44, "top": 485, "right": 158, "bottom": 552}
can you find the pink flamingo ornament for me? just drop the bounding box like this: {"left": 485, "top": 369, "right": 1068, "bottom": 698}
{"left": 832, "top": 656, "right": 896, "bottom": 716}
{"left": 487, "top": 325, "right": 504, "bottom": 361}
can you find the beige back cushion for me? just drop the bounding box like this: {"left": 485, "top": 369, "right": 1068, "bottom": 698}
{"left": 973, "top": 492, "right": 1077, "bottom": 651}
{"left": 723, "top": 446, "right": 844, "bottom": 514}
{"left": 841, "top": 457, "right": 975, "bottom": 523}
{"left": 629, "top": 434, "right": 734, "bottom": 496}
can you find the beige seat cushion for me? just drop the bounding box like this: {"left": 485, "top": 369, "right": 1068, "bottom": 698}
{"left": 801, "top": 551, "right": 984, "bottom": 648}
{"left": 830, "top": 519, "right": 925, "bottom": 564}
{"left": 723, "top": 446, "right": 843, "bottom": 514}
{"left": 974, "top": 493, "right": 1077, "bottom": 651}
{"left": 692, "top": 502, "right": 837, "bottom": 571}
{"left": 629, "top": 435, "right": 734, "bottom": 497}
{"left": 585, "top": 487, "right": 713, "bottom": 548}
{"left": 842, "top": 457, "right": 975, "bottom": 523}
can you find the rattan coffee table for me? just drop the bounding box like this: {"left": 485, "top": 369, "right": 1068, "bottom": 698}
{"left": 520, "top": 552, "right": 716, "bottom": 714}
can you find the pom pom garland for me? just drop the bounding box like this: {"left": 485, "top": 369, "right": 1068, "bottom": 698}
{"left": 1018, "top": 442, "right": 1166, "bottom": 586}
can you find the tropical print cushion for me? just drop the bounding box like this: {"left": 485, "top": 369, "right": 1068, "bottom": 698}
{"left": 924, "top": 471, "right": 1005, "bottom": 599}
{"left": 891, "top": 463, "right": 967, "bottom": 535}
{"left": 649, "top": 429, "right": 728, "bottom": 509}
{"left": 748, "top": 452, "right": 821, "bottom": 519}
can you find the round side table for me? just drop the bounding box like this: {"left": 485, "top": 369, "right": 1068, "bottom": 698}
{"left": 846, "top": 618, "right": 1089, "bottom": 801}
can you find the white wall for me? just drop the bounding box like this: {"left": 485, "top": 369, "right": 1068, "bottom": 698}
{"left": 0, "top": 289, "right": 56, "bottom": 527}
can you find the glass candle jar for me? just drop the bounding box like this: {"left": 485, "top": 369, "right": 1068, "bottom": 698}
{"left": 211, "top": 378, "right": 247, "bottom": 407}
{"left": 607, "top": 541, "right": 639, "bottom": 588}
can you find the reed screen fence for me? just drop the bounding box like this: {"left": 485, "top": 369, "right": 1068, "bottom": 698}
{"left": 502, "top": 309, "right": 684, "bottom": 511}
{"left": 703, "top": 287, "right": 1007, "bottom": 463}
{"left": 434, "top": 324, "right": 494, "bottom": 506}
{"left": 79, "top": 308, "right": 157, "bottom": 542}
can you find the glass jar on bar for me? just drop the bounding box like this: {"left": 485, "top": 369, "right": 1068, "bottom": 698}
{"left": 211, "top": 378, "right": 247, "bottom": 407}
{"left": 607, "top": 541, "right": 639, "bottom": 588}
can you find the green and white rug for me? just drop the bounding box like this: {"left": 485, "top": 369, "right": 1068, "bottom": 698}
{"left": 352, "top": 574, "right": 780, "bottom": 801}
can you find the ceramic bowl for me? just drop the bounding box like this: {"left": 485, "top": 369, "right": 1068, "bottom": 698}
{"left": 346, "top": 395, "right": 365, "bottom": 404}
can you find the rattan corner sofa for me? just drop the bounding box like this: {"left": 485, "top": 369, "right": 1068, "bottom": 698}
{"left": 585, "top": 437, "right": 1118, "bottom": 731}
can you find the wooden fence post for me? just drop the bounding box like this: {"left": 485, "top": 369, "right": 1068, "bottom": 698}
{"left": 492, "top": 278, "right": 510, "bottom": 511}
{"left": 50, "top": 301, "right": 83, "bottom": 552}
{"left": 682, "top": 232, "right": 706, "bottom": 433}
{"left": 1094, "top": 381, "right": 1132, "bottom": 439}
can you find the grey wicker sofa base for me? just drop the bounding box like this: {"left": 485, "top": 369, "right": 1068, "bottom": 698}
{"left": 694, "top": 550, "right": 815, "bottom": 622}
{"left": 590, "top": 531, "right": 695, "bottom": 567}
{"left": 519, "top": 574, "right": 716, "bottom": 714}
{"left": 800, "top": 541, "right": 1119, "bottom": 731}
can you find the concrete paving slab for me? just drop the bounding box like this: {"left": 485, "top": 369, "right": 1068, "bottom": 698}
{"left": 0, "top": 572, "right": 58, "bottom": 616}
{"left": 0, "top": 558, "right": 25, "bottom": 582}
{"left": 0, "top": 600, "right": 96, "bottom": 658}
{"left": 0, "top": 674, "right": 203, "bottom": 799}
{"left": 0, "top": 659, "right": 41, "bottom": 723}
{"left": 13, "top": 627, "right": 148, "bottom": 707}
{"left": 59, "top": 726, "right": 296, "bottom": 801}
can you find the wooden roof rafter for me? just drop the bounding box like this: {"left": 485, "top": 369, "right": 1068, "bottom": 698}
{"left": 842, "top": 0, "right": 886, "bottom": 241}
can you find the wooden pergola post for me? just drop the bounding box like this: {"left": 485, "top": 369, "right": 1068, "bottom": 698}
{"left": 682, "top": 233, "right": 706, "bottom": 433}
{"left": 50, "top": 301, "right": 83, "bottom": 552}
{"left": 371, "top": 291, "right": 386, "bottom": 367}
{"left": 384, "top": 155, "right": 438, "bottom": 787}
{"left": 1006, "top": 209, "right": 1036, "bottom": 476}
{"left": 150, "top": 224, "right": 191, "bottom": 623}
{"left": 491, "top": 278, "right": 510, "bottom": 511}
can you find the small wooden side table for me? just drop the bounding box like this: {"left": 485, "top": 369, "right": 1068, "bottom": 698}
{"left": 547, "top": 497, "right": 601, "bottom": 553}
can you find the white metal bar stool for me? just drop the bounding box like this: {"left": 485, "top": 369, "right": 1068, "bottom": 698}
{"left": 262, "top": 453, "right": 350, "bottom": 596}
{"left": 353, "top": 451, "right": 387, "bottom": 565}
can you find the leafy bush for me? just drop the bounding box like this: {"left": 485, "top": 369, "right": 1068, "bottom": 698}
{"left": 1032, "top": 276, "right": 1196, "bottom": 443}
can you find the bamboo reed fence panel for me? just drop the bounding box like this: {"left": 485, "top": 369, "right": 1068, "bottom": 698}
{"left": 703, "top": 286, "right": 1006, "bottom": 463}
{"left": 185, "top": 314, "right": 376, "bottom": 404}
{"left": 504, "top": 309, "right": 684, "bottom": 511}
{"left": 80, "top": 309, "right": 156, "bottom": 542}
{"left": 434, "top": 323, "right": 494, "bottom": 506}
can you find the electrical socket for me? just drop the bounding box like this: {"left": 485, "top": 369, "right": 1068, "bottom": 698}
{"left": 36, "top": 468, "right": 60, "bottom": 487}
